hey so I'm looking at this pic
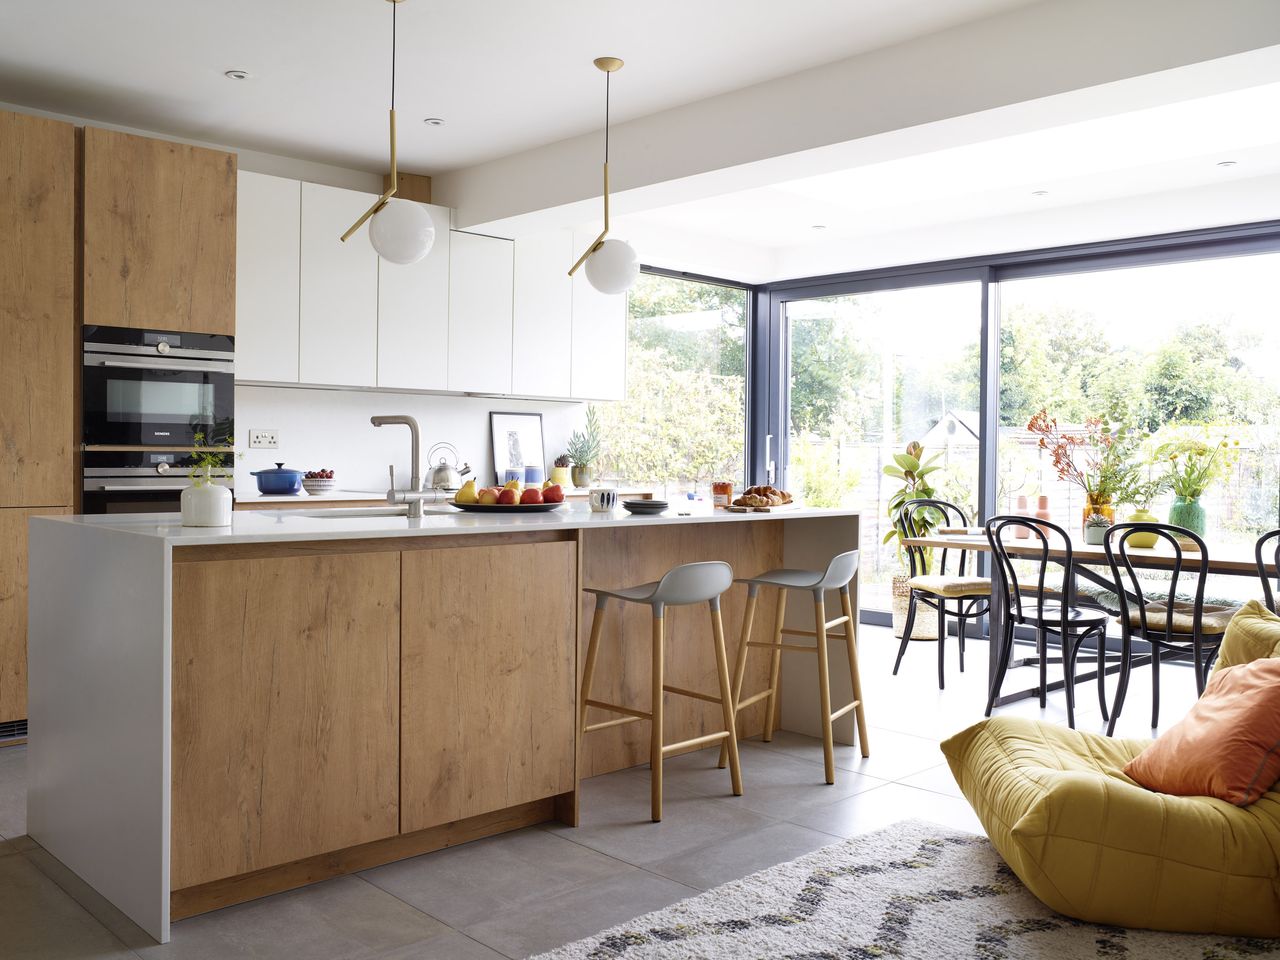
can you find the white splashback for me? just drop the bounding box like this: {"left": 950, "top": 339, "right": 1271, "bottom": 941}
{"left": 235, "top": 385, "right": 585, "bottom": 497}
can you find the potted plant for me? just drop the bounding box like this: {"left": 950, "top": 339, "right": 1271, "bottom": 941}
{"left": 566, "top": 407, "right": 603, "bottom": 488}
{"left": 550, "top": 454, "right": 572, "bottom": 488}
{"left": 882, "top": 441, "right": 942, "bottom": 640}
{"left": 1153, "top": 432, "right": 1238, "bottom": 537}
{"left": 1026, "top": 409, "right": 1138, "bottom": 534}
{"left": 181, "top": 432, "right": 233, "bottom": 527}
{"left": 1083, "top": 512, "right": 1113, "bottom": 545}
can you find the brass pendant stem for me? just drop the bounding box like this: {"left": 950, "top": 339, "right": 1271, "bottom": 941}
{"left": 341, "top": 107, "right": 399, "bottom": 243}
{"left": 568, "top": 162, "right": 610, "bottom": 276}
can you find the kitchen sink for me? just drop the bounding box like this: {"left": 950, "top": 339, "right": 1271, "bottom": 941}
{"left": 291, "top": 506, "right": 411, "bottom": 519}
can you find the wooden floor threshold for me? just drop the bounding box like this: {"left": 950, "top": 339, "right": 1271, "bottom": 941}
{"left": 171, "top": 792, "right": 573, "bottom": 921}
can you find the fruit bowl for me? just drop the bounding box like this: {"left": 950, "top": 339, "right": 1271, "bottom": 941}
{"left": 302, "top": 473, "right": 337, "bottom": 495}
{"left": 449, "top": 500, "right": 565, "bottom": 513}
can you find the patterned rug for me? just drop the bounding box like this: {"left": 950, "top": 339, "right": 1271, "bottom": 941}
{"left": 530, "top": 820, "right": 1280, "bottom": 959}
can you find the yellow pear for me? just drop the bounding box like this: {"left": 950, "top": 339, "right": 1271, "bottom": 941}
{"left": 455, "top": 479, "right": 479, "bottom": 504}
{"left": 504, "top": 479, "right": 522, "bottom": 491}
{"left": 542, "top": 480, "right": 554, "bottom": 490}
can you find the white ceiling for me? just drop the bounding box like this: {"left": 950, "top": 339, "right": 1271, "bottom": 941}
{"left": 0, "top": 0, "right": 1038, "bottom": 173}
{"left": 619, "top": 81, "right": 1280, "bottom": 280}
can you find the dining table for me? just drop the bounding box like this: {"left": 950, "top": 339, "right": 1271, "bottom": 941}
{"left": 900, "top": 529, "right": 1274, "bottom": 707}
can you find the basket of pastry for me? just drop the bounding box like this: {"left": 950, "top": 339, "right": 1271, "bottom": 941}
{"left": 728, "top": 485, "right": 795, "bottom": 512}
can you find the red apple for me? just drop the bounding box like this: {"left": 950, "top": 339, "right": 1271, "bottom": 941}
{"left": 477, "top": 487, "right": 500, "bottom": 505}
{"left": 520, "top": 487, "right": 543, "bottom": 505}
{"left": 497, "top": 488, "right": 519, "bottom": 505}
{"left": 541, "top": 483, "right": 564, "bottom": 503}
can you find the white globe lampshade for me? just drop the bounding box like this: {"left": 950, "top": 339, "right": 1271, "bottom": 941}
{"left": 585, "top": 238, "right": 639, "bottom": 294}
{"left": 369, "top": 199, "right": 436, "bottom": 265}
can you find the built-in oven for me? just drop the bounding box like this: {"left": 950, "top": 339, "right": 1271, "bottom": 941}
{"left": 82, "top": 325, "right": 234, "bottom": 447}
{"left": 81, "top": 450, "right": 235, "bottom": 515}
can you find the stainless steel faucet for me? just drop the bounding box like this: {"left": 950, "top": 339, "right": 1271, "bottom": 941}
{"left": 371, "top": 415, "right": 431, "bottom": 518}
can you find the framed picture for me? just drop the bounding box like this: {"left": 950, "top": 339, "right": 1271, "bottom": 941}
{"left": 489, "top": 411, "right": 545, "bottom": 484}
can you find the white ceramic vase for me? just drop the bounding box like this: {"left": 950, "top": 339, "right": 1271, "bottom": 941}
{"left": 181, "top": 481, "right": 232, "bottom": 527}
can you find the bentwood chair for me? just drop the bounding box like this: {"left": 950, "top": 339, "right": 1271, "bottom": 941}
{"left": 1256, "top": 529, "right": 1280, "bottom": 614}
{"left": 985, "top": 516, "right": 1111, "bottom": 728}
{"left": 894, "top": 498, "right": 990, "bottom": 689}
{"left": 580, "top": 561, "right": 743, "bottom": 821}
{"left": 1103, "top": 522, "right": 1234, "bottom": 735}
{"left": 717, "top": 550, "right": 868, "bottom": 785}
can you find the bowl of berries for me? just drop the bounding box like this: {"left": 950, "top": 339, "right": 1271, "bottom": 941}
{"left": 302, "top": 469, "right": 337, "bottom": 496}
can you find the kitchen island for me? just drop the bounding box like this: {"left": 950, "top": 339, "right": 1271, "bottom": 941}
{"left": 27, "top": 503, "right": 860, "bottom": 942}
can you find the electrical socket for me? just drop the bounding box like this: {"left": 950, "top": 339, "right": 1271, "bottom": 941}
{"left": 248, "top": 429, "right": 279, "bottom": 449}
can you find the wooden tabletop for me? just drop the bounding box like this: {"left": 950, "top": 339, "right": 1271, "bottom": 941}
{"left": 901, "top": 533, "right": 1271, "bottom": 576}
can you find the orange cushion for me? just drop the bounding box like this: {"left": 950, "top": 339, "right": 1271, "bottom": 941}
{"left": 1124, "top": 658, "right": 1280, "bottom": 806}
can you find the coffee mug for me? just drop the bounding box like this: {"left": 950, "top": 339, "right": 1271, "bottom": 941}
{"left": 589, "top": 488, "right": 618, "bottom": 512}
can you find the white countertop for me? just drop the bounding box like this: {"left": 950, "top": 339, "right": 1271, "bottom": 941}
{"left": 233, "top": 488, "right": 389, "bottom": 504}
{"left": 37, "top": 502, "right": 859, "bottom": 547}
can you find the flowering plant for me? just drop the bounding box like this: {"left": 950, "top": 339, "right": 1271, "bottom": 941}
{"left": 1153, "top": 430, "right": 1239, "bottom": 499}
{"left": 1025, "top": 409, "right": 1138, "bottom": 504}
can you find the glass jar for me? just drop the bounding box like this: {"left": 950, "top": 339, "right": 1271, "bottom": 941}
{"left": 712, "top": 481, "right": 734, "bottom": 508}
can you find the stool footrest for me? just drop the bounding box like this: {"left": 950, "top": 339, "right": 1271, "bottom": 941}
{"left": 734, "top": 688, "right": 773, "bottom": 711}
{"left": 748, "top": 640, "right": 819, "bottom": 654}
{"left": 829, "top": 700, "right": 861, "bottom": 722}
{"left": 780, "top": 619, "right": 850, "bottom": 638}
{"left": 584, "top": 698, "right": 651, "bottom": 721}
{"left": 585, "top": 715, "right": 644, "bottom": 733}
{"left": 662, "top": 683, "right": 722, "bottom": 705}
{"left": 663, "top": 731, "right": 731, "bottom": 755}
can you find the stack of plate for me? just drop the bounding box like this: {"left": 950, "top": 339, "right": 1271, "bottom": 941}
{"left": 622, "top": 499, "right": 668, "bottom": 515}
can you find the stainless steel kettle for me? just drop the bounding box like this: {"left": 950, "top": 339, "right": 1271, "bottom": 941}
{"left": 427, "top": 442, "right": 471, "bottom": 490}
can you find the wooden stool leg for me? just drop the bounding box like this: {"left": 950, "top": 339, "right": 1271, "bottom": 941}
{"left": 650, "top": 609, "right": 665, "bottom": 822}
{"left": 840, "top": 587, "right": 870, "bottom": 758}
{"left": 814, "top": 592, "right": 835, "bottom": 785}
{"left": 710, "top": 600, "right": 743, "bottom": 796}
{"left": 763, "top": 589, "right": 788, "bottom": 742}
{"left": 719, "top": 585, "right": 758, "bottom": 769}
{"left": 580, "top": 597, "right": 608, "bottom": 735}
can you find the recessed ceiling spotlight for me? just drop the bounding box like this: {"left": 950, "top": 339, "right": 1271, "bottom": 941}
{"left": 423, "top": 117, "right": 445, "bottom": 126}
{"left": 811, "top": 224, "right": 827, "bottom": 230}
{"left": 223, "top": 69, "right": 250, "bottom": 81}
{"left": 1031, "top": 189, "right": 1050, "bottom": 197}
{"left": 1217, "top": 160, "right": 1238, "bottom": 168}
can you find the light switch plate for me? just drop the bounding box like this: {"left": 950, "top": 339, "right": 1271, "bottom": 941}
{"left": 248, "top": 429, "right": 279, "bottom": 449}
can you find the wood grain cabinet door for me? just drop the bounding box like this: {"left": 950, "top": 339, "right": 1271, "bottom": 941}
{"left": 0, "top": 110, "right": 75, "bottom": 509}
{"left": 83, "top": 127, "right": 236, "bottom": 336}
{"left": 401, "top": 541, "right": 577, "bottom": 833}
{"left": 171, "top": 552, "right": 400, "bottom": 890}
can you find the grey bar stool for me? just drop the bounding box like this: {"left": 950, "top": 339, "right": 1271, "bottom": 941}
{"left": 580, "top": 560, "right": 743, "bottom": 822}
{"left": 718, "top": 550, "right": 868, "bottom": 784}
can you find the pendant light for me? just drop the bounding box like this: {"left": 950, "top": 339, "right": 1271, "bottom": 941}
{"left": 340, "top": 0, "right": 435, "bottom": 265}
{"left": 568, "top": 57, "right": 639, "bottom": 295}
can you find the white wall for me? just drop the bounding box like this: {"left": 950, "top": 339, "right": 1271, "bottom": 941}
{"left": 235, "top": 386, "right": 586, "bottom": 497}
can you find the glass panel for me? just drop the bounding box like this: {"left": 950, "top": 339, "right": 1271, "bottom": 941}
{"left": 597, "top": 273, "right": 748, "bottom": 497}
{"left": 106, "top": 378, "right": 216, "bottom": 423}
{"left": 784, "top": 281, "right": 983, "bottom": 612}
{"left": 996, "top": 251, "right": 1280, "bottom": 565}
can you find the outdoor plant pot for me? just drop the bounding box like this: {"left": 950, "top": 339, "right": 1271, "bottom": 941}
{"left": 891, "top": 574, "right": 939, "bottom": 639}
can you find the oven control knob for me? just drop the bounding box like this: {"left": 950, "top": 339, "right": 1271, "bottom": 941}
{"left": 156, "top": 341, "right": 171, "bottom": 355}
{"left": 156, "top": 462, "right": 171, "bottom": 475}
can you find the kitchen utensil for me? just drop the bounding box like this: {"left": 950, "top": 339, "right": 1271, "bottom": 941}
{"left": 250, "top": 462, "right": 304, "bottom": 495}
{"left": 622, "top": 499, "right": 667, "bottom": 515}
{"left": 449, "top": 500, "right": 565, "bottom": 513}
{"left": 589, "top": 489, "right": 619, "bottom": 512}
{"left": 427, "top": 442, "right": 471, "bottom": 490}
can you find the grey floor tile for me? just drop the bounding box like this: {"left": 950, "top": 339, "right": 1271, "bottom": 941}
{"left": 790, "top": 780, "right": 985, "bottom": 839}
{"left": 370, "top": 929, "right": 508, "bottom": 960}
{"left": 361, "top": 826, "right": 632, "bottom": 930}
{"left": 0, "top": 742, "right": 27, "bottom": 838}
{"left": 461, "top": 869, "right": 698, "bottom": 959}
{"left": 750, "top": 725, "right": 946, "bottom": 782}
{"left": 21, "top": 843, "right": 155, "bottom": 951}
{"left": 0, "top": 852, "right": 139, "bottom": 960}
{"left": 544, "top": 767, "right": 778, "bottom": 866}
{"left": 136, "top": 875, "right": 449, "bottom": 960}
{"left": 643, "top": 819, "right": 836, "bottom": 890}
{"left": 896, "top": 762, "right": 965, "bottom": 799}
{"left": 1, "top": 835, "right": 17, "bottom": 857}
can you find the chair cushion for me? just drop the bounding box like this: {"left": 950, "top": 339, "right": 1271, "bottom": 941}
{"left": 1214, "top": 599, "right": 1280, "bottom": 673}
{"left": 941, "top": 715, "right": 1280, "bottom": 936}
{"left": 907, "top": 574, "right": 989, "bottom": 598}
{"left": 1118, "top": 600, "right": 1238, "bottom": 635}
{"left": 1124, "top": 658, "right": 1280, "bottom": 805}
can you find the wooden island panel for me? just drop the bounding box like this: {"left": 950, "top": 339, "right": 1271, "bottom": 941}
{"left": 578, "top": 521, "right": 785, "bottom": 778}
{"left": 401, "top": 539, "right": 577, "bottom": 832}
{"left": 171, "top": 551, "right": 400, "bottom": 890}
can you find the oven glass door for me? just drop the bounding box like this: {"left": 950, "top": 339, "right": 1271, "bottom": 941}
{"left": 83, "top": 359, "right": 233, "bottom": 446}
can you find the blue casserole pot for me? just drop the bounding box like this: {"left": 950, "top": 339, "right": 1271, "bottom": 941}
{"left": 250, "top": 462, "right": 305, "bottom": 495}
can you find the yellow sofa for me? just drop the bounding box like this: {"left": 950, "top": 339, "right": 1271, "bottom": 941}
{"left": 941, "top": 600, "right": 1280, "bottom": 937}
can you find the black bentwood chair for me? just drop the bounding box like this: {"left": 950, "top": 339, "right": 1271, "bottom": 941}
{"left": 893, "top": 498, "right": 990, "bottom": 690}
{"left": 1103, "top": 522, "right": 1233, "bottom": 736}
{"left": 985, "top": 516, "right": 1110, "bottom": 729}
{"left": 1256, "top": 529, "right": 1280, "bottom": 615}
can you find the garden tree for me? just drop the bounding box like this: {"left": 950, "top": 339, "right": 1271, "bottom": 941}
{"left": 627, "top": 274, "right": 746, "bottom": 378}
{"left": 1138, "top": 322, "right": 1270, "bottom": 429}
{"left": 787, "top": 311, "right": 877, "bottom": 437}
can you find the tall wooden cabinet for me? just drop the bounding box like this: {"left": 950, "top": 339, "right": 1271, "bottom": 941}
{"left": 0, "top": 110, "right": 77, "bottom": 727}
{"left": 82, "top": 126, "right": 236, "bottom": 335}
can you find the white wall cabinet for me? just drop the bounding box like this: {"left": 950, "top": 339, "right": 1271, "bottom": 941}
{"left": 447, "top": 231, "right": 514, "bottom": 395}
{"left": 299, "top": 182, "right": 379, "bottom": 387}
{"left": 511, "top": 230, "right": 573, "bottom": 397}
{"left": 569, "top": 228, "right": 628, "bottom": 401}
{"left": 235, "top": 172, "right": 300, "bottom": 383}
{"left": 377, "top": 203, "right": 451, "bottom": 391}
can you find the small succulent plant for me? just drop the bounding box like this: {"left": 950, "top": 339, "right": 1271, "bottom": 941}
{"left": 554, "top": 453, "right": 571, "bottom": 468}
{"left": 1085, "top": 513, "right": 1113, "bottom": 529}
